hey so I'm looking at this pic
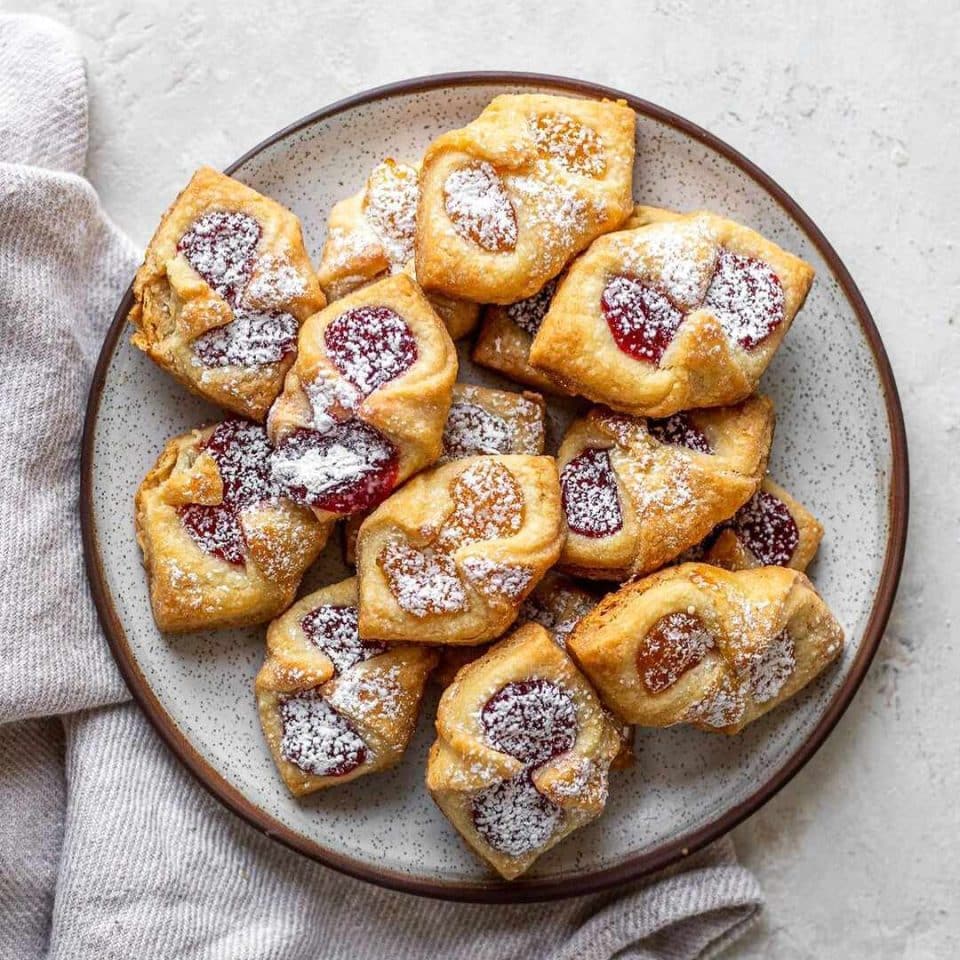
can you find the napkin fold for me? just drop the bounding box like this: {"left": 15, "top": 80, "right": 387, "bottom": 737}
{"left": 0, "top": 15, "right": 763, "bottom": 959}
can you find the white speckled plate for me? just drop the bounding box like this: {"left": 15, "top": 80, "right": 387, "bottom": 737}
{"left": 81, "top": 73, "right": 908, "bottom": 902}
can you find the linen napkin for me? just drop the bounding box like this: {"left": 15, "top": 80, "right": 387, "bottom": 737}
{"left": 0, "top": 15, "right": 763, "bottom": 960}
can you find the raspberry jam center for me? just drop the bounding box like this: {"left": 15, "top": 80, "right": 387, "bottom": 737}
{"left": 324, "top": 306, "right": 418, "bottom": 398}
{"left": 647, "top": 412, "right": 712, "bottom": 454}
{"left": 601, "top": 274, "right": 685, "bottom": 365}
{"left": 481, "top": 679, "right": 577, "bottom": 767}
{"left": 177, "top": 418, "right": 278, "bottom": 565}
{"left": 279, "top": 690, "right": 366, "bottom": 777}
{"left": 471, "top": 772, "right": 563, "bottom": 857}
{"left": 731, "top": 490, "right": 799, "bottom": 566}
{"left": 178, "top": 210, "right": 261, "bottom": 306}
{"left": 637, "top": 611, "right": 715, "bottom": 694}
{"left": 704, "top": 249, "right": 785, "bottom": 349}
{"left": 443, "top": 163, "right": 518, "bottom": 252}
{"left": 560, "top": 447, "right": 623, "bottom": 539}
{"left": 269, "top": 421, "right": 399, "bottom": 515}
{"left": 300, "top": 604, "right": 387, "bottom": 675}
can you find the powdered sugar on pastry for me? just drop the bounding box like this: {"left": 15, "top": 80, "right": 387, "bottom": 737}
{"left": 443, "top": 163, "right": 518, "bottom": 252}
{"left": 460, "top": 556, "right": 533, "bottom": 601}
{"left": 379, "top": 540, "right": 467, "bottom": 616}
{"left": 745, "top": 628, "right": 796, "bottom": 703}
{"left": 279, "top": 690, "right": 367, "bottom": 776}
{"left": 363, "top": 160, "right": 420, "bottom": 269}
{"left": 471, "top": 773, "right": 563, "bottom": 857}
{"left": 442, "top": 403, "right": 512, "bottom": 459}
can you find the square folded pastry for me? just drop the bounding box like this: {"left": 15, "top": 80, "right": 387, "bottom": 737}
{"left": 341, "top": 383, "right": 547, "bottom": 565}
{"left": 426, "top": 622, "right": 622, "bottom": 879}
{"left": 528, "top": 207, "right": 815, "bottom": 416}
{"left": 266, "top": 273, "right": 458, "bottom": 523}
{"left": 567, "top": 563, "right": 844, "bottom": 734}
{"left": 257, "top": 577, "right": 436, "bottom": 794}
{"left": 471, "top": 278, "right": 568, "bottom": 393}
{"left": 356, "top": 455, "right": 563, "bottom": 645}
{"left": 129, "top": 166, "right": 325, "bottom": 421}
{"left": 316, "top": 158, "right": 480, "bottom": 339}
{"left": 557, "top": 396, "right": 774, "bottom": 580}
{"left": 416, "top": 94, "right": 636, "bottom": 304}
{"left": 135, "top": 418, "right": 330, "bottom": 632}
{"left": 695, "top": 476, "right": 823, "bottom": 571}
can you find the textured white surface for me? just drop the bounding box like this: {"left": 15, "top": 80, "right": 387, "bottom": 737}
{"left": 4, "top": 0, "right": 957, "bottom": 953}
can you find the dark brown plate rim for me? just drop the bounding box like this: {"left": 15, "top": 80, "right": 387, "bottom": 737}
{"left": 80, "top": 71, "right": 909, "bottom": 903}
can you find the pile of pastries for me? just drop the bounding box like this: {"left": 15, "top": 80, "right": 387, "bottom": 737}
{"left": 131, "top": 93, "right": 844, "bottom": 881}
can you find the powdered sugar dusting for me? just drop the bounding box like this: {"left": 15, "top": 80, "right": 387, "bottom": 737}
{"left": 178, "top": 209, "right": 261, "bottom": 305}
{"left": 443, "top": 163, "right": 518, "bottom": 252}
{"left": 363, "top": 160, "right": 419, "bottom": 269}
{"left": 704, "top": 249, "right": 785, "bottom": 349}
{"left": 379, "top": 540, "right": 467, "bottom": 616}
{"left": 442, "top": 402, "right": 512, "bottom": 460}
{"left": 245, "top": 254, "right": 307, "bottom": 308}
{"left": 647, "top": 412, "right": 712, "bottom": 455}
{"left": 731, "top": 489, "right": 800, "bottom": 566}
{"left": 471, "top": 773, "right": 563, "bottom": 857}
{"left": 193, "top": 309, "right": 297, "bottom": 368}
{"left": 460, "top": 556, "right": 533, "bottom": 601}
{"left": 746, "top": 628, "right": 796, "bottom": 702}
{"left": 601, "top": 274, "right": 684, "bottom": 365}
{"left": 531, "top": 112, "right": 605, "bottom": 177}
{"left": 324, "top": 305, "right": 418, "bottom": 398}
{"left": 518, "top": 578, "right": 596, "bottom": 649}
{"left": 279, "top": 689, "right": 367, "bottom": 777}
{"left": 440, "top": 459, "right": 525, "bottom": 548}
{"left": 505, "top": 278, "right": 557, "bottom": 337}
{"left": 480, "top": 679, "right": 577, "bottom": 766}
{"left": 326, "top": 664, "right": 404, "bottom": 721}
{"left": 685, "top": 674, "right": 746, "bottom": 729}
{"left": 300, "top": 604, "right": 386, "bottom": 675}
{"left": 561, "top": 447, "right": 623, "bottom": 538}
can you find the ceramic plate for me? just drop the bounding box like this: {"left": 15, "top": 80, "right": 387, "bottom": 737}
{"left": 81, "top": 73, "right": 907, "bottom": 902}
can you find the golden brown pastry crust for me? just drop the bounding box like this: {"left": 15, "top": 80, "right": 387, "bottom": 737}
{"left": 702, "top": 476, "right": 823, "bottom": 572}
{"left": 426, "top": 623, "right": 621, "bottom": 879}
{"left": 256, "top": 577, "right": 436, "bottom": 795}
{"left": 315, "top": 158, "right": 479, "bottom": 339}
{"left": 266, "top": 273, "right": 458, "bottom": 523}
{"left": 134, "top": 421, "right": 330, "bottom": 633}
{"left": 528, "top": 208, "right": 815, "bottom": 416}
{"left": 129, "top": 166, "right": 325, "bottom": 421}
{"left": 557, "top": 396, "right": 774, "bottom": 580}
{"left": 415, "top": 94, "right": 636, "bottom": 304}
{"left": 356, "top": 455, "right": 563, "bottom": 645}
{"left": 567, "top": 563, "right": 843, "bottom": 734}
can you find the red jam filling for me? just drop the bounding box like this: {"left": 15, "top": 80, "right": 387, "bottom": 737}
{"left": 300, "top": 604, "right": 387, "bottom": 675}
{"left": 177, "top": 418, "right": 277, "bottom": 565}
{"left": 637, "top": 611, "right": 715, "bottom": 694}
{"left": 731, "top": 489, "right": 799, "bottom": 566}
{"left": 600, "top": 274, "right": 685, "bottom": 364}
{"left": 703, "top": 249, "right": 785, "bottom": 350}
{"left": 177, "top": 209, "right": 261, "bottom": 306}
{"left": 560, "top": 447, "right": 623, "bottom": 538}
{"left": 647, "top": 412, "right": 712, "bottom": 454}
{"left": 278, "top": 690, "right": 366, "bottom": 777}
{"left": 471, "top": 772, "right": 563, "bottom": 857}
{"left": 269, "top": 421, "right": 399, "bottom": 515}
{"left": 324, "top": 306, "right": 418, "bottom": 398}
{"left": 480, "top": 679, "right": 577, "bottom": 767}
{"left": 505, "top": 278, "right": 558, "bottom": 337}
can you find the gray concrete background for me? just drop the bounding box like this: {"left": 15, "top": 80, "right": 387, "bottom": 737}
{"left": 3, "top": 0, "right": 957, "bottom": 955}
